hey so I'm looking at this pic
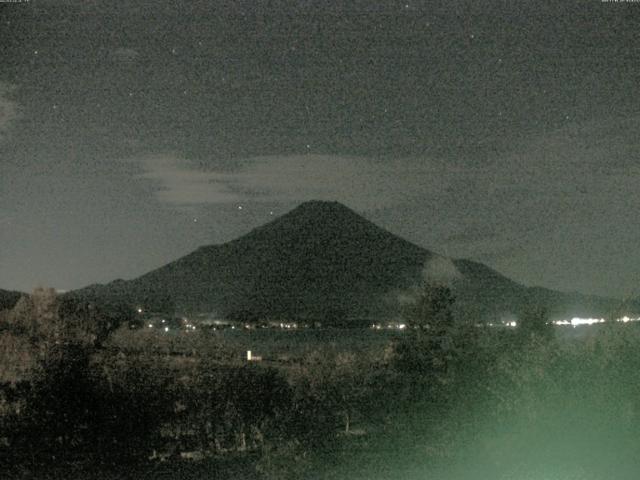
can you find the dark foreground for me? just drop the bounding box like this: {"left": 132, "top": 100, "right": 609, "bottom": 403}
{"left": 3, "top": 289, "right": 640, "bottom": 479}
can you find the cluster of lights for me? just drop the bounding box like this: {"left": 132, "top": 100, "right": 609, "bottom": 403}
{"left": 494, "top": 316, "right": 640, "bottom": 328}
{"left": 554, "top": 316, "right": 640, "bottom": 328}
{"left": 554, "top": 317, "right": 605, "bottom": 327}
{"left": 144, "top": 316, "right": 198, "bottom": 333}
{"left": 370, "top": 316, "right": 640, "bottom": 331}
{"left": 279, "top": 322, "right": 298, "bottom": 329}
{"left": 141, "top": 313, "right": 640, "bottom": 334}
{"left": 370, "top": 323, "right": 406, "bottom": 330}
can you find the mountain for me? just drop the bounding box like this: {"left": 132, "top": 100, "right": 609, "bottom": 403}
{"left": 70, "top": 201, "right": 626, "bottom": 324}
{"left": 0, "top": 289, "right": 24, "bottom": 312}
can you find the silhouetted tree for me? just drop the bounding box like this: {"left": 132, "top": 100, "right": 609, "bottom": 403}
{"left": 394, "top": 282, "right": 459, "bottom": 384}
{"left": 517, "top": 304, "right": 553, "bottom": 342}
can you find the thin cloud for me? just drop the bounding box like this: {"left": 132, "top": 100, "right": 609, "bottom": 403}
{"left": 134, "top": 153, "right": 452, "bottom": 210}
{"left": 232, "top": 155, "right": 450, "bottom": 210}
{"left": 422, "top": 256, "right": 462, "bottom": 284}
{"left": 110, "top": 47, "right": 140, "bottom": 64}
{"left": 134, "top": 154, "right": 241, "bottom": 205}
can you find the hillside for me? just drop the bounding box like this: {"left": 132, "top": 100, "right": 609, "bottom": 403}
{"left": 71, "top": 201, "right": 624, "bottom": 323}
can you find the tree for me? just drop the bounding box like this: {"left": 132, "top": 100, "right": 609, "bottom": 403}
{"left": 406, "top": 282, "right": 456, "bottom": 334}
{"left": 516, "top": 304, "right": 553, "bottom": 342}
{"left": 0, "top": 288, "right": 128, "bottom": 463}
{"left": 394, "top": 282, "right": 459, "bottom": 383}
{"left": 300, "top": 350, "right": 373, "bottom": 435}
{"left": 58, "top": 296, "right": 132, "bottom": 346}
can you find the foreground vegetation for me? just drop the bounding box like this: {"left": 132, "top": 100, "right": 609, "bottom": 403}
{"left": 1, "top": 287, "right": 640, "bottom": 479}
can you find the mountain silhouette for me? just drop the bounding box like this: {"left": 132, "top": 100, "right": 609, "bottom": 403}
{"left": 71, "top": 201, "right": 624, "bottom": 324}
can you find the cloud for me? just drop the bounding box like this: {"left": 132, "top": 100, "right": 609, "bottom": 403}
{"left": 133, "top": 116, "right": 640, "bottom": 227}
{"left": 110, "top": 47, "right": 140, "bottom": 64}
{"left": 390, "top": 256, "right": 462, "bottom": 311}
{"left": 422, "top": 256, "right": 462, "bottom": 285}
{"left": 232, "top": 155, "right": 451, "bottom": 209}
{"left": 134, "top": 153, "right": 241, "bottom": 205}
{"left": 0, "top": 82, "right": 19, "bottom": 141}
{"left": 133, "top": 153, "right": 452, "bottom": 209}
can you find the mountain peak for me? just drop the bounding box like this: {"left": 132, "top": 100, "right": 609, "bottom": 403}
{"left": 288, "top": 200, "right": 357, "bottom": 216}
{"left": 296, "top": 199, "right": 348, "bottom": 208}
{"left": 243, "top": 199, "right": 388, "bottom": 244}
{"left": 282, "top": 200, "right": 376, "bottom": 225}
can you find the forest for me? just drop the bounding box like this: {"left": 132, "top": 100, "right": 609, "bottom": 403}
{"left": 1, "top": 286, "right": 640, "bottom": 479}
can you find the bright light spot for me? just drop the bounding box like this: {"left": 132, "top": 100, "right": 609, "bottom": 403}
{"left": 570, "top": 317, "right": 605, "bottom": 327}
{"left": 552, "top": 316, "right": 640, "bottom": 327}
{"left": 506, "top": 321, "right": 517, "bottom": 327}
{"left": 164, "top": 326, "right": 169, "bottom": 332}
{"left": 137, "top": 307, "right": 143, "bottom": 314}
{"left": 238, "top": 205, "right": 243, "bottom": 210}
{"left": 148, "top": 324, "right": 153, "bottom": 328}
{"left": 398, "top": 324, "right": 406, "bottom": 330}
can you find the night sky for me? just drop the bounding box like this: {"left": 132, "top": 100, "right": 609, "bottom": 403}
{"left": 1, "top": 0, "right": 639, "bottom": 298}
